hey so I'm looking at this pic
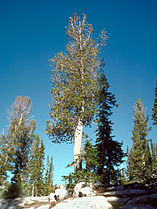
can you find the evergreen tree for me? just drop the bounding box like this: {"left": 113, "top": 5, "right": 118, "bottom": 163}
{"left": 8, "top": 96, "right": 35, "bottom": 183}
{"left": 0, "top": 134, "right": 13, "bottom": 185}
{"left": 127, "top": 99, "right": 152, "bottom": 183}
{"left": 150, "top": 139, "right": 157, "bottom": 177}
{"left": 0, "top": 96, "right": 35, "bottom": 185}
{"left": 46, "top": 14, "right": 108, "bottom": 171}
{"left": 82, "top": 139, "right": 99, "bottom": 173}
{"left": 152, "top": 77, "right": 157, "bottom": 125}
{"left": 45, "top": 156, "right": 53, "bottom": 195}
{"left": 95, "top": 72, "right": 125, "bottom": 186}
{"left": 29, "top": 135, "right": 45, "bottom": 196}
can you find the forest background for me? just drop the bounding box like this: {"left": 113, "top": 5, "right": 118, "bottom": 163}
{"left": 0, "top": 0, "right": 157, "bottom": 184}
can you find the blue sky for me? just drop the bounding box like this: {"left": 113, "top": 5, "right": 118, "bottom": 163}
{"left": 0, "top": 0, "right": 157, "bottom": 184}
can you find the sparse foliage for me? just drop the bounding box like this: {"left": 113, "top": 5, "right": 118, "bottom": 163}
{"left": 127, "top": 99, "right": 152, "bottom": 183}
{"left": 46, "top": 13, "right": 107, "bottom": 171}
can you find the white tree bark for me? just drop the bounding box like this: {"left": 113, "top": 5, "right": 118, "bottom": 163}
{"left": 73, "top": 21, "right": 85, "bottom": 172}
{"left": 73, "top": 118, "right": 83, "bottom": 172}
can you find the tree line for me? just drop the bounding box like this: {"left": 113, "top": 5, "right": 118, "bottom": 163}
{"left": 0, "top": 96, "right": 53, "bottom": 198}
{"left": 46, "top": 14, "right": 157, "bottom": 187}
{"left": 0, "top": 14, "right": 157, "bottom": 198}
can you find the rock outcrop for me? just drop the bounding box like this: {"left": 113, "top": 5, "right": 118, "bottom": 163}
{"left": 54, "top": 188, "right": 68, "bottom": 201}
{"left": 1, "top": 182, "right": 156, "bottom": 209}
{"left": 73, "top": 182, "right": 96, "bottom": 197}
{"left": 52, "top": 196, "right": 112, "bottom": 209}
{"left": 101, "top": 182, "right": 157, "bottom": 209}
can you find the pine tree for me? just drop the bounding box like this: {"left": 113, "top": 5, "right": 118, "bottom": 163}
{"left": 127, "top": 99, "right": 152, "bottom": 183}
{"left": 45, "top": 156, "right": 53, "bottom": 195}
{"left": 95, "top": 72, "right": 125, "bottom": 186}
{"left": 8, "top": 97, "right": 35, "bottom": 183}
{"left": 150, "top": 139, "right": 157, "bottom": 177}
{"left": 46, "top": 14, "right": 108, "bottom": 171}
{"left": 0, "top": 134, "right": 13, "bottom": 185}
{"left": 0, "top": 96, "right": 35, "bottom": 185}
{"left": 29, "top": 135, "right": 45, "bottom": 196}
{"left": 152, "top": 77, "right": 157, "bottom": 125}
{"left": 82, "top": 139, "right": 98, "bottom": 173}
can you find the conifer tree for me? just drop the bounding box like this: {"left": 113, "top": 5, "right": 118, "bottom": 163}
{"left": 150, "top": 140, "right": 157, "bottom": 176}
{"left": 152, "top": 77, "right": 157, "bottom": 125}
{"left": 46, "top": 14, "right": 108, "bottom": 171}
{"left": 45, "top": 156, "right": 53, "bottom": 195}
{"left": 29, "top": 135, "right": 45, "bottom": 196}
{"left": 95, "top": 72, "right": 125, "bottom": 186}
{"left": 0, "top": 134, "right": 13, "bottom": 185}
{"left": 0, "top": 96, "right": 35, "bottom": 185}
{"left": 127, "top": 99, "right": 152, "bottom": 183}
{"left": 82, "top": 139, "right": 98, "bottom": 173}
{"left": 8, "top": 97, "right": 35, "bottom": 183}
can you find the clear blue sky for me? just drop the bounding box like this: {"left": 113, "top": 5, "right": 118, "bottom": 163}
{"left": 0, "top": 0, "right": 157, "bottom": 184}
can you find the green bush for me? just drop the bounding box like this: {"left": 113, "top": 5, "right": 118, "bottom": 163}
{"left": 2, "top": 182, "right": 22, "bottom": 199}
{"left": 62, "top": 169, "right": 101, "bottom": 190}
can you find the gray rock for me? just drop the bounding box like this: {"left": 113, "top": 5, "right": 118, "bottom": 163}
{"left": 49, "top": 192, "right": 56, "bottom": 202}
{"left": 73, "top": 186, "right": 95, "bottom": 197}
{"left": 127, "top": 183, "right": 141, "bottom": 189}
{"left": 74, "top": 182, "right": 87, "bottom": 190}
{"left": 121, "top": 204, "right": 155, "bottom": 209}
{"left": 37, "top": 204, "right": 50, "bottom": 209}
{"left": 55, "top": 188, "right": 68, "bottom": 201}
{"left": 117, "top": 197, "right": 130, "bottom": 205}
{"left": 0, "top": 199, "right": 8, "bottom": 209}
{"left": 105, "top": 186, "right": 116, "bottom": 191}
{"left": 52, "top": 196, "right": 112, "bottom": 209}
{"left": 116, "top": 189, "right": 146, "bottom": 197}
{"left": 7, "top": 206, "right": 17, "bottom": 209}
{"left": 105, "top": 196, "right": 119, "bottom": 203}
{"left": 103, "top": 191, "right": 117, "bottom": 196}
{"left": 115, "top": 185, "right": 125, "bottom": 191}
{"left": 127, "top": 193, "right": 157, "bottom": 206}
{"left": 23, "top": 197, "right": 35, "bottom": 205}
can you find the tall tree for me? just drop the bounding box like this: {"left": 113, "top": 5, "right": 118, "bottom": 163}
{"left": 46, "top": 14, "right": 108, "bottom": 171}
{"left": 45, "top": 156, "right": 53, "bottom": 195}
{"left": 0, "top": 133, "right": 13, "bottom": 185}
{"left": 29, "top": 135, "right": 45, "bottom": 196}
{"left": 95, "top": 72, "right": 125, "bottom": 186}
{"left": 0, "top": 96, "right": 35, "bottom": 184}
{"left": 152, "top": 77, "right": 157, "bottom": 125}
{"left": 9, "top": 96, "right": 35, "bottom": 183}
{"left": 127, "top": 99, "right": 152, "bottom": 183}
{"left": 150, "top": 139, "right": 157, "bottom": 176}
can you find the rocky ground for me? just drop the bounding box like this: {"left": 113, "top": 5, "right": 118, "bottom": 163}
{"left": 0, "top": 182, "right": 157, "bottom": 209}
{"left": 98, "top": 182, "right": 157, "bottom": 209}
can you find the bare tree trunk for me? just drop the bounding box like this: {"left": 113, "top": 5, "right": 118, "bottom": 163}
{"left": 73, "top": 20, "right": 86, "bottom": 172}
{"left": 32, "top": 182, "right": 35, "bottom": 197}
{"left": 73, "top": 118, "right": 83, "bottom": 172}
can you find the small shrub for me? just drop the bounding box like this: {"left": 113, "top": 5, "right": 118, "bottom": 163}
{"left": 62, "top": 169, "right": 101, "bottom": 190}
{"left": 2, "top": 182, "right": 22, "bottom": 199}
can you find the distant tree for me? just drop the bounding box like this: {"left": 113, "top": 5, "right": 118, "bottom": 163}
{"left": 0, "top": 96, "right": 35, "bottom": 185}
{"left": 150, "top": 139, "right": 157, "bottom": 177}
{"left": 127, "top": 99, "right": 152, "bottom": 183}
{"left": 152, "top": 77, "right": 157, "bottom": 125}
{"left": 95, "top": 72, "right": 125, "bottom": 186}
{"left": 29, "top": 135, "right": 45, "bottom": 196}
{"left": 46, "top": 14, "right": 108, "bottom": 171}
{"left": 45, "top": 156, "right": 54, "bottom": 195}
{"left": 0, "top": 134, "right": 13, "bottom": 185}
